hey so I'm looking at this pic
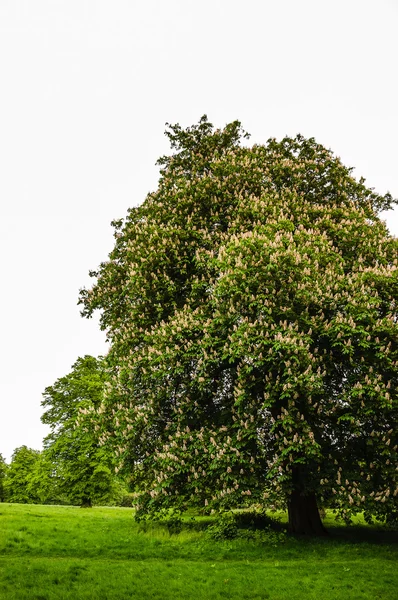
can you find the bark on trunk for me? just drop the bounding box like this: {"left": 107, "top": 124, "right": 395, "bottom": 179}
{"left": 80, "top": 497, "right": 92, "bottom": 508}
{"left": 288, "top": 489, "right": 328, "bottom": 536}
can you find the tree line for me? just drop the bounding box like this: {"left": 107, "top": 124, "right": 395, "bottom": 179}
{"left": 0, "top": 357, "right": 130, "bottom": 507}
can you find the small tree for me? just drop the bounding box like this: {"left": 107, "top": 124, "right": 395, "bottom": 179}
{"left": 5, "top": 446, "right": 42, "bottom": 504}
{"left": 41, "top": 355, "right": 123, "bottom": 507}
{"left": 80, "top": 117, "right": 397, "bottom": 534}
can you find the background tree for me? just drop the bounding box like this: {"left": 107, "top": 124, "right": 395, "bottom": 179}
{"left": 79, "top": 117, "right": 397, "bottom": 534}
{"left": 26, "top": 451, "right": 62, "bottom": 505}
{"left": 0, "top": 453, "right": 7, "bottom": 502}
{"left": 5, "top": 446, "right": 42, "bottom": 503}
{"left": 41, "top": 355, "right": 125, "bottom": 507}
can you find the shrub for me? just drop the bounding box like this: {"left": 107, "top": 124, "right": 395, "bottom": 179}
{"left": 206, "top": 512, "right": 239, "bottom": 541}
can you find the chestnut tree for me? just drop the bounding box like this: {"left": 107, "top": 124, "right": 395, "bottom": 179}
{"left": 79, "top": 117, "right": 397, "bottom": 534}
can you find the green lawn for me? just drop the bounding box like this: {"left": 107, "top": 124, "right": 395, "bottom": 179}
{"left": 0, "top": 503, "right": 396, "bottom": 599}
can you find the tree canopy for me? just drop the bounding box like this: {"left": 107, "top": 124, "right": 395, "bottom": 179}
{"left": 4, "top": 446, "right": 42, "bottom": 504}
{"left": 79, "top": 116, "right": 398, "bottom": 534}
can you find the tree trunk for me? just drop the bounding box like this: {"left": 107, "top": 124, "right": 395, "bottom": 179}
{"left": 287, "top": 489, "right": 328, "bottom": 535}
{"left": 80, "top": 497, "right": 92, "bottom": 508}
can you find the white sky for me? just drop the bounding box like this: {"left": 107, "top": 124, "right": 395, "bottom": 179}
{"left": 0, "top": 0, "right": 397, "bottom": 463}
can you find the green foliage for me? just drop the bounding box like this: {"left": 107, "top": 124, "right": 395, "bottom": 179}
{"left": 41, "top": 355, "right": 106, "bottom": 434}
{"left": 3, "top": 447, "right": 65, "bottom": 505}
{"left": 79, "top": 116, "right": 398, "bottom": 528}
{"left": 206, "top": 512, "right": 239, "bottom": 540}
{"left": 5, "top": 446, "right": 42, "bottom": 503}
{"left": 234, "top": 508, "right": 283, "bottom": 532}
{"left": 205, "top": 510, "right": 286, "bottom": 544}
{"left": 0, "top": 453, "right": 8, "bottom": 502}
{"left": 25, "top": 450, "right": 61, "bottom": 504}
{"left": 118, "top": 491, "right": 135, "bottom": 507}
{"left": 41, "top": 355, "right": 127, "bottom": 506}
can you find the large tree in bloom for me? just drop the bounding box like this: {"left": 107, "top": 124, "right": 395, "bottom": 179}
{"left": 80, "top": 117, "right": 397, "bottom": 534}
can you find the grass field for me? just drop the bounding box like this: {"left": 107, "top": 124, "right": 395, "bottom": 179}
{"left": 0, "top": 503, "right": 397, "bottom": 599}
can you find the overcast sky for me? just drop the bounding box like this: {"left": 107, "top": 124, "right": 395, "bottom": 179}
{"left": 0, "top": 0, "right": 397, "bottom": 463}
